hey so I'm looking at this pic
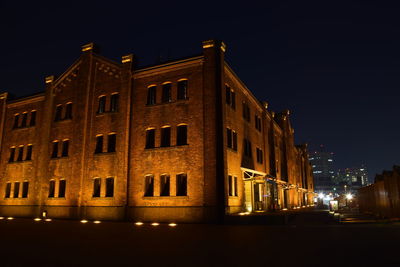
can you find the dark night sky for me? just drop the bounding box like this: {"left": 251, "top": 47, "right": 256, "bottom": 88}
{"left": 1, "top": 1, "right": 399, "bottom": 180}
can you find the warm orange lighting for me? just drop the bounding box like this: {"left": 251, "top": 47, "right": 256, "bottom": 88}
{"left": 168, "top": 223, "right": 177, "bottom": 227}
{"left": 45, "top": 218, "right": 52, "bottom": 222}
{"left": 151, "top": 222, "right": 159, "bottom": 226}
{"left": 93, "top": 220, "right": 101, "bottom": 224}
{"left": 7, "top": 217, "right": 14, "bottom": 220}
{"left": 282, "top": 208, "right": 288, "bottom": 211}
{"left": 135, "top": 222, "right": 144, "bottom": 226}
{"left": 0, "top": 217, "right": 4, "bottom": 220}
{"left": 80, "top": 219, "right": 88, "bottom": 223}
{"left": 34, "top": 218, "right": 41, "bottom": 221}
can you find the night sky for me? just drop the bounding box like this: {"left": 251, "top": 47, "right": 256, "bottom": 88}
{"left": 1, "top": 1, "right": 399, "bottom": 180}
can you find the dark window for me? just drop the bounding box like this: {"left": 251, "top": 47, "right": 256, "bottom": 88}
{"left": 231, "top": 91, "right": 236, "bottom": 109}
{"left": 17, "top": 146, "right": 24, "bottom": 161}
{"left": 144, "top": 175, "right": 154, "bottom": 197}
{"left": 95, "top": 136, "right": 103, "bottom": 154}
{"left": 26, "top": 145, "right": 32, "bottom": 160}
{"left": 177, "top": 80, "right": 188, "bottom": 100}
{"left": 55, "top": 105, "right": 63, "bottom": 121}
{"left": 227, "top": 128, "right": 232, "bottom": 148}
{"left": 176, "top": 125, "right": 187, "bottom": 146}
{"left": 256, "top": 148, "right": 263, "bottom": 163}
{"left": 160, "top": 174, "right": 170, "bottom": 196}
{"left": 51, "top": 141, "right": 59, "bottom": 158}
{"left": 242, "top": 102, "right": 250, "bottom": 122}
{"left": 13, "top": 182, "right": 20, "bottom": 198}
{"left": 48, "top": 180, "right": 55, "bottom": 198}
{"left": 255, "top": 115, "right": 262, "bottom": 131}
{"left": 59, "top": 180, "right": 66, "bottom": 198}
{"left": 21, "top": 113, "right": 27, "bottom": 127}
{"left": 145, "top": 129, "right": 155, "bottom": 149}
{"left": 176, "top": 173, "right": 187, "bottom": 196}
{"left": 13, "top": 114, "right": 19, "bottom": 129}
{"left": 161, "top": 83, "right": 172, "bottom": 103}
{"left": 160, "top": 127, "right": 171, "bottom": 147}
{"left": 22, "top": 181, "right": 29, "bottom": 198}
{"left": 30, "top": 111, "right": 36, "bottom": 126}
{"left": 228, "top": 175, "right": 233, "bottom": 196}
{"left": 93, "top": 178, "right": 101, "bottom": 197}
{"left": 226, "top": 86, "right": 231, "bottom": 105}
{"left": 97, "top": 96, "right": 106, "bottom": 114}
{"left": 147, "top": 86, "right": 156, "bottom": 105}
{"left": 233, "top": 131, "right": 238, "bottom": 151}
{"left": 107, "top": 134, "right": 116, "bottom": 153}
{"left": 244, "top": 139, "right": 252, "bottom": 158}
{"left": 65, "top": 103, "right": 73, "bottom": 119}
{"left": 110, "top": 94, "right": 119, "bottom": 112}
{"left": 61, "top": 140, "right": 69, "bottom": 157}
{"left": 5, "top": 183, "right": 11, "bottom": 198}
{"left": 9, "top": 147, "right": 15, "bottom": 162}
{"left": 234, "top": 176, "right": 238, "bottom": 196}
{"left": 105, "top": 177, "right": 114, "bottom": 197}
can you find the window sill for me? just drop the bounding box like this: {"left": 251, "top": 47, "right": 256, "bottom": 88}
{"left": 8, "top": 160, "right": 32, "bottom": 164}
{"left": 47, "top": 197, "right": 66, "bottom": 200}
{"left": 227, "top": 148, "right": 238, "bottom": 153}
{"left": 145, "top": 144, "right": 189, "bottom": 151}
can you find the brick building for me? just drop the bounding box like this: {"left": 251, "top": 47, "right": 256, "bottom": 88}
{"left": 0, "top": 40, "right": 314, "bottom": 223}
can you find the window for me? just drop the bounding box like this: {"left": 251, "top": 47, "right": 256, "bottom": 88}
{"left": 55, "top": 105, "right": 63, "bottom": 121}
{"left": 17, "top": 146, "right": 24, "bottom": 161}
{"left": 242, "top": 102, "right": 250, "bottom": 122}
{"left": 30, "top": 111, "right": 36, "bottom": 126}
{"left": 160, "top": 127, "right": 171, "bottom": 147}
{"left": 144, "top": 175, "right": 154, "bottom": 197}
{"left": 228, "top": 175, "right": 238, "bottom": 197}
{"left": 176, "top": 173, "right": 187, "bottom": 196}
{"left": 65, "top": 103, "right": 73, "bottom": 119}
{"left": 226, "top": 128, "right": 237, "bottom": 151}
{"left": 13, "top": 182, "right": 20, "bottom": 198}
{"left": 51, "top": 141, "right": 59, "bottom": 158}
{"left": 145, "top": 129, "right": 155, "bottom": 149}
{"left": 9, "top": 147, "right": 15, "bottom": 162}
{"left": 234, "top": 176, "right": 238, "bottom": 196}
{"left": 26, "top": 145, "right": 32, "bottom": 160}
{"left": 21, "top": 113, "right": 27, "bottom": 127}
{"left": 48, "top": 180, "right": 55, "bottom": 198}
{"left": 225, "top": 85, "right": 235, "bottom": 109}
{"left": 95, "top": 135, "right": 103, "bottom": 154}
{"left": 177, "top": 80, "right": 188, "bottom": 100}
{"left": 97, "top": 96, "right": 106, "bottom": 114}
{"left": 107, "top": 133, "right": 116, "bottom": 153}
{"left": 160, "top": 174, "right": 170, "bottom": 196}
{"left": 5, "top": 183, "right": 11, "bottom": 198}
{"left": 22, "top": 181, "right": 29, "bottom": 198}
{"left": 244, "top": 139, "right": 252, "bottom": 158}
{"left": 59, "top": 180, "right": 66, "bottom": 198}
{"left": 162, "top": 83, "right": 172, "bottom": 103}
{"left": 13, "top": 114, "right": 19, "bottom": 129}
{"left": 61, "top": 140, "right": 69, "bottom": 157}
{"left": 256, "top": 148, "right": 263, "bottom": 163}
{"left": 233, "top": 131, "right": 238, "bottom": 151}
{"left": 110, "top": 93, "right": 119, "bottom": 112}
{"left": 147, "top": 86, "right": 156, "bottom": 105}
{"left": 105, "top": 177, "right": 114, "bottom": 197}
{"left": 93, "top": 178, "right": 101, "bottom": 197}
{"left": 255, "top": 115, "right": 262, "bottom": 131}
{"left": 176, "top": 125, "right": 187, "bottom": 146}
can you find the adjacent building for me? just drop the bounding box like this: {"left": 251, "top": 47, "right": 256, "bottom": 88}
{"left": 0, "top": 40, "right": 314, "bottom": 223}
{"left": 309, "top": 146, "right": 335, "bottom": 194}
{"left": 335, "top": 165, "right": 369, "bottom": 194}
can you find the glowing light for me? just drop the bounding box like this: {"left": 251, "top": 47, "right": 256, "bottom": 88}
{"left": 45, "top": 218, "right": 52, "bottom": 222}
{"left": 318, "top": 193, "right": 324, "bottom": 199}
{"left": 346, "top": 193, "right": 353, "bottom": 200}
{"left": 93, "top": 220, "right": 101, "bottom": 224}
{"left": 34, "top": 218, "right": 41, "bottom": 221}
{"left": 7, "top": 217, "right": 14, "bottom": 220}
{"left": 135, "top": 222, "right": 144, "bottom": 226}
{"left": 80, "top": 219, "right": 88, "bottom": 223}
{"left": 151, "top": 222, "right": 159, "bottom": 226}
{"left": 168, "top": 223, "right": 177, "bottom": 227}
{"left": 0, "top": 217, "right": 4, "bottom": 220}
{"left": 282, "top": 208, "right": 288, "bottom": 211}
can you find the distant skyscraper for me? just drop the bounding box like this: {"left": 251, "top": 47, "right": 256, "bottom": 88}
{"left": 335, "top": 165, "right": 369, "bottom": 194}
{"left": 309, "top": 145, "right": 335, "bottom": 194}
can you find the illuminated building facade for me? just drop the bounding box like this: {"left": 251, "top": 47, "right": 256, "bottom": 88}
{"left": 309, "top": 147, "right": 335, "bottom": 194}
{"left": 335, "top": 165, "right": 369, "bottom": 194}
{"left": 0, "top": 40, "right": 314, "bottom": 222}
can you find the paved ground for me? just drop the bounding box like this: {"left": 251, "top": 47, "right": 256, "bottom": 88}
{"left": 0, "top": 211, "right": 399, "bottom": 267}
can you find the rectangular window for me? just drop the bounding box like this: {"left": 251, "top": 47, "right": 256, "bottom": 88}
{"left": 177, "top": 80, "right": 188, "bottom": 100}
{"left": 58, "top": 180, "right": 66, "bottom": 198}
{"left": 22, "top": 181, "right": 29, "bottom": 198}
{"left": 55, "top": 105, "right": 63, "bottom": 121}
{"left": 9, "top": 147, "right": 15, "bottom": 162}
{"left": 226, "top": 86, "right": 231, "bottom": 105}
{"left": 227, "top": 128, "right": 232, "bottom": 148}
{"left": 26, "top": 145, "right": 32, "bottom": 160}
{"left": 233, "top": 131, "right": 238, "bottom": 151}
{"left": 13, "top": 114, "right": 19, "bottom": 129}
{"left": 30, "top": 111, "right": 36, "bottom": 126}
{"left": 176, "top": 125, "right": 187, "bottom": 146}
{"left": 144, "top": 175, "right": 154, "bottom": 197}
{"left": 161, "top": 83, "right": 172, "bottom": 103}
{"left": 61, "top": 140, "right": 69, "bottom": 157}
{"left": 48, "top": 180, "right": 55, "bottom": 198}
{"left": 256, "top": 148, "right": 263, "bottom": 163}
{"left": 242, "top": 102, "right": 250, "bottom": 122}
{"left": 160, "top": 127, "right": 171, "bottom": 147}
{"left": 107, "top": 133, "right": 116, "bottom": 153}
{"left": 160, "top": 174, "right": 170, "bottom": 196}
{"left": 110, "top": 93, "right": 119, "bottom": 112}
{"left": 234, "top": 176, "right": 238, "bottom": 196}
{"left": 13, "top": 182, "right": 20, "bottom": 198}
{"left": 145, "top": 129, "right": 155, "bottom": 149}
{"left": 255, "top": 115, "right": 262, "bottom": 131}
{"left": 147, "top": 86, "right": 156, "bottom": 105}
{"left": 65, "top": 103, "right": 73, "bottom": 119}
{"left": 105, "top": 177, "right": 114, "bottom": 197}
{"left": 228, "top": 175, "right": 233, "bottom": 196}
{"left": 17, "top": 146, "right": 24, "bottom": 161}
{"left": 95, "top": 135, "right": 103, "bottom": 154}
{"left": 97, "top": 96, "right": 106, "bottom": 114}
{"left": 5, "top": 183, "right": 11, "bottom": 198}
{"left": 51, "top": 141, "right": 59, "bottom": 158}
{"left": 176, "top": 173, "right": 187, "bottom": 196}
{"left": 244, "top": 139, "right": 252, "bottom": 158}
{"left": 231, "top": 91, "right": 236, "bottom": 110}
{"left": 93, "top": 178, "right": 101, "bottom": 197}
{"left": 21, "top": 113, "right": 27, "bottom": 127}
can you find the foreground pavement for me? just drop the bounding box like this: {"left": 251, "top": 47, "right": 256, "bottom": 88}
{"left": 0, "top": 212, "right": 399, "bottom": 267}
